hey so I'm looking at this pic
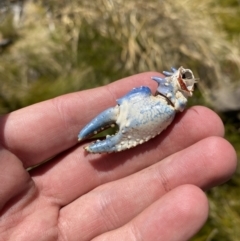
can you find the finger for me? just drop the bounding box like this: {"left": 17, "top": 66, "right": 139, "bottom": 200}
{"left": 0, "top": 72, "right": 160, "bottom": 168}
{"left": 92, "top": 185, "right": 208, "bottom": 241}
{"left": 0, "top": 146, "right": 34, "bottom": 211}
{"left": 32, "top": 106, "right": 227, "bottom": 204}
{"left": 57, "top": 137, "right": 236, "bottom": 240}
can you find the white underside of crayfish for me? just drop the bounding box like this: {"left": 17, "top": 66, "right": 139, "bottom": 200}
{"left": 78, "top": 67, "right": 197, "bottom": 153}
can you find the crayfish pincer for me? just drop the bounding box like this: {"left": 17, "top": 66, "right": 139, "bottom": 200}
{"left": 78, "top": 67, "right": 197, "bottom": 153}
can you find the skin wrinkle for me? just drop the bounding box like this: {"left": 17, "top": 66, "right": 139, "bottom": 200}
{"left": 36, "top": 177, "right": 63, "bottom": 206}
{"left": 163, "top": 137, "right": 233, "bottom": 191}
{"left": 2, "top": 114, "right": 16, "bottom": 149}
{"left": 90, "top": 198, "right": 111, "bottom": 238}
{"left": 50, "top": 93, "right": 90, "bottom": 139}
{"left": 105, "top": 84, "right": 120, "bottom": 107}
{"left": 44, "top": 205, "right": 60, "bottom": 241}
{"left": 188, "top": 107, "right": 225, "bottom": 138}
{"left": 12, "top": 204, "right": 59, "bottom": 241}
{"left": 135, "top": 169, "right": 163, "bottom": 207}
{"left": 0, "top": 152, "right": 31, "bottom": 210}
{"left": 0, "top": 116, "right": 10, "bottom": 153}
{"left": 164, "top": 148, "right": 197, "bottom": 188}
{"left": 129, "top": 221, "right": 143, "bottom": 241}
{"left": 73, "top": 182, "right": 135, "bottom": 240}
{"left": 191, "top": 140, "right": 211, "bottom": 184}
{"left": 157, "top": 167, "right": 172, "bottom": 193}
{"left": 0, "top": 181, "right": 36, "bottom": 236}
{"left": 57, "top": 218, "right": 69, "bottom": 241}
{"left": 58, "top": 198, "right": 96, "bottom": 241}
{"left": 50, "top": 97, "right": 73, "bottom": 138}
{"left": 58, "top": 219, "right": 74, "bottom": 241}
{"left": 32, "top": 153, "right": 75, "bottom": 205}
{"left": 93, "top": 87, "right": 116, "bottom": 108}
{"left": 85, "top": 168, "right": 159, "bottom": 238}
{"left": 191, "top": 106, "right": 224, "bottom": 137}
{"left": 89, "top": 189, "right": 141, "bottom": 241}
{"left": 92, "top": 185, "right": 209, "bottom": 241}
{"left": 99, "top": 186, "right": 123, "bottom": 228}
{"left": 134, "top": 138, "right": 222, "bottom": 205}
{"left": 141, "top": 157, "right": 174, "bottom": 195}
{"left": 201, "top": 137, "right": 236, "bottom": 187}
{"left": 74, "top": 91, "right": 95, "bottom": 128}
{"left": 99, "top": 191, "right": 121, "bottom": 231}
{"left": 5, "top": 109, "right": 55, "bottom": 167}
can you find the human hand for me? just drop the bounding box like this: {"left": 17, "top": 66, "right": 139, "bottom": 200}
{"left": 0, "top": 73, "right": 237, "bottom": 241}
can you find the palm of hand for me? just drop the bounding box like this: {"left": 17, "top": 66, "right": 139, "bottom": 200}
{"left": 0, "top": 73, "right": 236, "bottom": 241}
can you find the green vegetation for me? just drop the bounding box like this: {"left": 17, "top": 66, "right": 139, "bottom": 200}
{"left": 0, "top": 0, "right": 239, "bottom": 240}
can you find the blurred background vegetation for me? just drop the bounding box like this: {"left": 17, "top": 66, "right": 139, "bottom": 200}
{"left": 0, "top": 0, "right": 240, "bottom": 240}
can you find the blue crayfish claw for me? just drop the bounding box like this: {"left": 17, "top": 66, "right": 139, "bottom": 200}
{"left": 78, "top": 67, "right": 197, "bottom": 154}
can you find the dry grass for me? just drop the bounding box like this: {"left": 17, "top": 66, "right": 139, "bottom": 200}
{"left": 1, "top": 0, "right": 240, "bottom": 110}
